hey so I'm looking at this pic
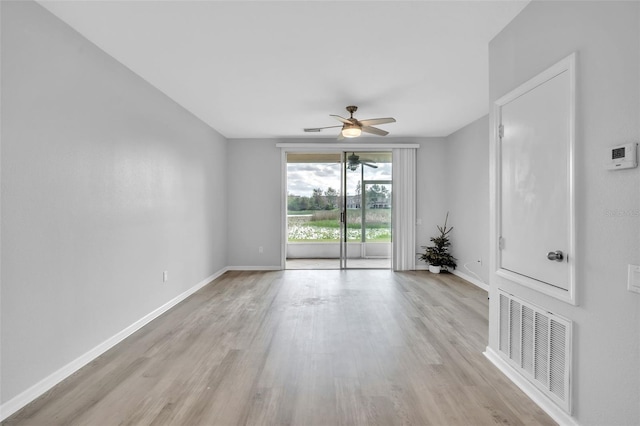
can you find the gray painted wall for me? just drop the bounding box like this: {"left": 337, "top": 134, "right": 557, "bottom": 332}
{"left": 445, "top": 116, "right": 490, "bottom": 284}
{"left": 489, "top": 2, "right": 639, "bottom": 424}
{"left": 1, "top": 1, "right": 228, "bottom": 404}
{"left": 227, "top": 139, "right": 282, "bottom": 268}
{"left": 415, "top": 137, "right": 450, "bottom": 262}
{"left": 225, "top": 138, "right": 450, "bottom": 269}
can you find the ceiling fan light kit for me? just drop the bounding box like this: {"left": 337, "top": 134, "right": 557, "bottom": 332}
{"left": 341, "top": 124, "right": 362, "bottom": 138}
{"left": 305, "top": 105, "right": 396, "bottom": 139}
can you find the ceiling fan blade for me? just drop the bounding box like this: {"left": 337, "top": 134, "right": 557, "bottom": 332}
{"left": 304, "top": 125, "right": 342, "bottom": 132}
{"left": 361, "top": 162, "right": 378, "bottom": 168}
{"left": 337, "top": 132, "right": 345, "bottom": 141}
{"left": 358, "top": 117, "right": 396, "bottom": 126}
{"left": 361, "top": 126, "right": 389, "bottom": 136}
{"left": 330, "top": 114, "right": 353, "bottom": 125}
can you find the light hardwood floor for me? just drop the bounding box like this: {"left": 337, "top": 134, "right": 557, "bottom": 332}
{"left": 4, "top": 270, "right": 556, "bottom": 425}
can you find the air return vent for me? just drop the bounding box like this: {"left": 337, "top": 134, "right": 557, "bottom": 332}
{"left": 498, "top": 290, "right": 572, "bottom": 413}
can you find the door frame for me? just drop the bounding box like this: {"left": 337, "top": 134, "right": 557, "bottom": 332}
{"left": 278, "top": 142, "right": 417, "bottom": 270}
{"left": 491, "top": 53, "right": 577, "bottom": 304}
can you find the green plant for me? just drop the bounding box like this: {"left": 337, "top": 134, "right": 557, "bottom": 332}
{"left": 420, "top": 212, "right": 457, "bottom": 270}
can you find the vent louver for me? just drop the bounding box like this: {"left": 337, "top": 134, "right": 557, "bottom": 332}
{"left": 498, "top": 290, "right": 572, "bottom": 413}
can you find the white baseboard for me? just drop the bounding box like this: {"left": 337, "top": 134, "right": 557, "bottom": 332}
{"left": 0, "top": 268, "right": 228, "bottom": 422}
{"left": 483, "top": 347, "right": 579, "bottom": 426}
{"left": 226, "top": 265, "right": 282, "bottom": 271}
{"left": 451, "top": 269, "right": 489, "bottom": 292}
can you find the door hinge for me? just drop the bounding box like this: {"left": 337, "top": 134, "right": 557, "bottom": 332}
{"left": 498, "top": 124, "right": 504, "bottom": 139}
{"left": 498, "top": 236, "right": 505, "bottom": 250}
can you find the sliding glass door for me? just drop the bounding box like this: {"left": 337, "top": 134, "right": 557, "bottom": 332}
{"left": 285, "top": 151, "right": 392, "bottom": 270}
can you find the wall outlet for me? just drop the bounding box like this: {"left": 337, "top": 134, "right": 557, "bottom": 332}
{"left": 258, "top": 246, "right": 264, "bottom": 254}
{"left": 163, "top": 271, "right": 168, "bottom": 282}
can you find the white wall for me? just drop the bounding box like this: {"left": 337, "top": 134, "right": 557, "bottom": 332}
{"left": 444, "top": 115, "right": 490, "bottom": 284}
{"left": 488, "top": 2, "right": 640, "bottom": 424}
{"left": 226, "top": 137, "right": 449, "bottom": 269}
{"left": 1, "top": 1, "right": 228, "bottom": 406}
{"left": 226, "top": 139, "right": 282, "bottom": 269}
{"left": 414, "top": 137, "right": 450, "bottom": 262}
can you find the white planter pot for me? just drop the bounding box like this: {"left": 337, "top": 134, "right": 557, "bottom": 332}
{"left": 428, "top": 265, "right": 441, "bottom": 274}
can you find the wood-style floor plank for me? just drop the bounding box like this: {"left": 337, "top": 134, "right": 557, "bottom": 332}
{"left": 4, "top": 270, "right": 556, "bottom": 425}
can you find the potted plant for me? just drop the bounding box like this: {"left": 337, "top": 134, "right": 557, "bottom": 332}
{"left": 420, "top": 212, "right": 457, "bottom": 273}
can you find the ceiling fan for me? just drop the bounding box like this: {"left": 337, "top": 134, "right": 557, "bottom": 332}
{"left": 304, "top": 105, "right": 396, "bottom": 139}
{"left": 347, "top": 152, "right": 377, "bottom": 171}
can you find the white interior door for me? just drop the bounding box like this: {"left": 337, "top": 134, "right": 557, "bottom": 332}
{"left": 497, "top": 54, "right": 575, "bottom": 300}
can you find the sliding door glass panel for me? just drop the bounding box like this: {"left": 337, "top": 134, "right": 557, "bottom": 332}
{"left": 343, "top": 152, "right": 392, "bottom": 269}
{"left": 286, "top": 152, "right": 342, "bottom": 269}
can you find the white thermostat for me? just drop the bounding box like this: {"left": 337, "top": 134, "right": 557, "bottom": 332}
{"left": 605, "top": 143, "right": 637, "bottom": 170}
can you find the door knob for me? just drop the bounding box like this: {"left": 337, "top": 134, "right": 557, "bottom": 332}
{"left": 547, "top": 250, "right": 564, "bottom": 262}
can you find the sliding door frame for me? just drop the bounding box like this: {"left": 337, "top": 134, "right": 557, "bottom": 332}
{"left": 278, "top": 142, "right": 418, "bottom": 270}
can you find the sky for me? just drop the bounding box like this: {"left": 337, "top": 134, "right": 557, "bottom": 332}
{"left": 287, "top": 162, "right": 392, "bottom": 197}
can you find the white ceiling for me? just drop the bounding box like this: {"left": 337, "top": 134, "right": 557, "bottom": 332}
{"left": 38, "top": 1, "right": 529, "bottom": 139}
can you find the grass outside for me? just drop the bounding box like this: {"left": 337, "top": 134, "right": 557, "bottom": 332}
{"left": 288, "top": 209, "right": 391, "bottom": 242}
